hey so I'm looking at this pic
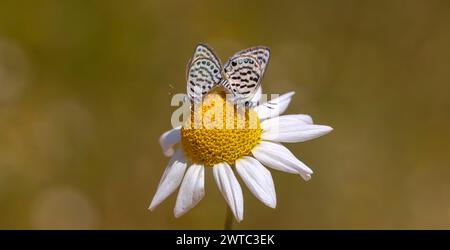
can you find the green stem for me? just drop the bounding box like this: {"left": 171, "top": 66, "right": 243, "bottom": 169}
{"left": 224, "top": 206, "right": 233, "bottom": 230}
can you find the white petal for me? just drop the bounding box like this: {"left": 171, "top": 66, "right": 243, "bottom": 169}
{"left": 236, "top": 156, "right": 276, "bottom": 208}
{"left": 174, "top": 164, "right": 205, "bottom": 218}
{"left": 159, "top": 126, "right": 181, "bottom": 157}
{"left": 213, "top": 163, "right": 244, "bottom": 222}
{"left": 277, "top": 114, "right": 313, "bottom": 124}
{"left": 149, "top": 149, "right": 187, "bottom": 210}
{"left": 249, "top": 86, "right": 263, "bottom": 105}
{"left": 254, "top": 91, "right": 295, "bottom": 120}
{"left": 261, "top": 115, "right": 312, "bottom": 132}
{"left": 262, "top": 117, "right": 333, "bottom": 143}
{"left": 252, "top": 141, "right": 313, "bottom": 181}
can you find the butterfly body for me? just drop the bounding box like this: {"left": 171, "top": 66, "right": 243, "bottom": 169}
{"left": 186, "top": 43, "right": 270, "bottom": 106}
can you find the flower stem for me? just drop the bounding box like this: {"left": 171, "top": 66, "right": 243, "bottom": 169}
{"left": 224, "top": 206, "right": 233, "bottom": 230}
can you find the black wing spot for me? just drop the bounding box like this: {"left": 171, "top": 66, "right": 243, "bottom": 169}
{"left": 264, "top": 103, "right": 275, "bottom": 109}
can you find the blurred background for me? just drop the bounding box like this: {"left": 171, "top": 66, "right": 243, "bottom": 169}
{"left": 1, "top": 0, "right": 449, "bottom": 229}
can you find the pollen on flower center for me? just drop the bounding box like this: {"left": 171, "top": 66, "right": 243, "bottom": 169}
{"left": 181, "top": 91, "right": 262, "bottom": 167}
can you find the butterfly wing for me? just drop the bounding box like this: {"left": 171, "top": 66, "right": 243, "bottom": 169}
{"left": 188, "top": 43, "right": 221, "bottom": 67}
{"left": 222, "top": 47, "right": 270, "bottom": 105}
{"left": 186, "top": 44, "right": 222, "bottom": 103}
{"left": 222, "top": 55, "right": 262, "bottom": 104}
{"left": 230, "top": 46, "right": 270, "bottom": 75}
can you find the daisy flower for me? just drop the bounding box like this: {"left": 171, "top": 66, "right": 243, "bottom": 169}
{"left": 149, "top": 88, "right": 332, "bottom": 222}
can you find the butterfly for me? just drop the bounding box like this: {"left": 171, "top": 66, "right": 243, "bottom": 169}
{"left": 186, "top": 43, "right": 270, "bottom": 107}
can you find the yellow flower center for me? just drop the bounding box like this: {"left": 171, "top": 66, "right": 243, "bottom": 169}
{"left": 181, "top": 91, "right": 262, "bottom": 167}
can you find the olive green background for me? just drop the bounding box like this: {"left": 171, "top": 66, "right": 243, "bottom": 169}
{"left": 1, "top": 0, "right": 449, "bottom": 229}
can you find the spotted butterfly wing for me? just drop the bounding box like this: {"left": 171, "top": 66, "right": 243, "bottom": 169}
{"left": 230, "top": 46, "right": 270, "bottom": 75}
{"left": 188, "top": 43, "right": 221, "bottom": 68}
{"left": 186, "top": 44, "right": 223, "bottom": 103}
{"left": 222, "top": 47, "right": 270, "bottom": 105}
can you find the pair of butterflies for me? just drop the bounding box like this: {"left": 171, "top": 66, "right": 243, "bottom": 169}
{"left": 186, "top": 43, "right": 270, "bottom": 107}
